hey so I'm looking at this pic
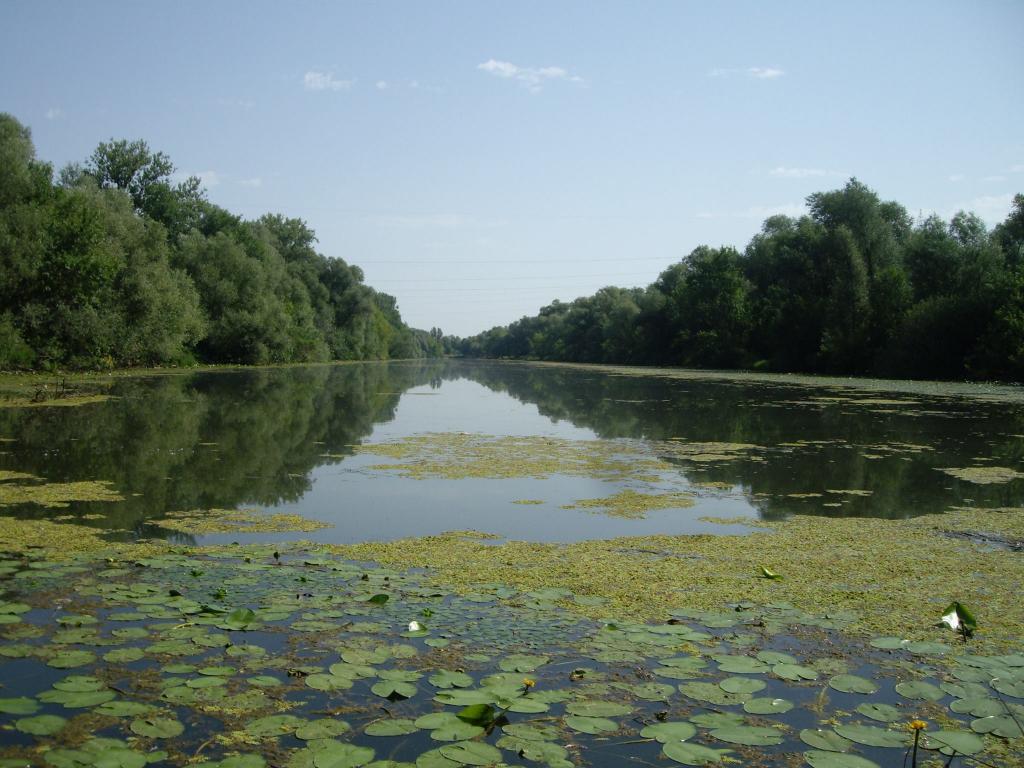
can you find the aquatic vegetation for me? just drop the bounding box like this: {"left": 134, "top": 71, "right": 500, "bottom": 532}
{"left": 937, "top": 466, "right": 1024, "bottom": 484}
{"left": 152, "top": 508, "right": 331, "bottom": 535}
{"left": 354, "top": 432, "right": 670, "bottom": 481}
{"left": 337, "top": 507, "right": 1024, "bottom": 650}
{"left": 560, "top": 489, "right": 695, "bottom": 519}
{"left": 0, "top": 541, "right": 1020, "bottom": 768}
{"left": 0, "top": 477, "right": 124, "bottom": 508}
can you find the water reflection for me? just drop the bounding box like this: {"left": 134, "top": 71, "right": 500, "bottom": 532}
{"left": 1, "top": 360, "right": 1022, "bottom": 542}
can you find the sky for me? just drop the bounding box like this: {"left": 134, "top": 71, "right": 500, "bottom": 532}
{"left": 2, "top": 1, "right": 1022, "bottom": 337}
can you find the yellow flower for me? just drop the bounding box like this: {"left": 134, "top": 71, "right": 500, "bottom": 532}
{"left": 908, "top": 719, "right": 927, "bottom": 731}
{"left": 522, "top": 678, "right": 536, "bottom": 689}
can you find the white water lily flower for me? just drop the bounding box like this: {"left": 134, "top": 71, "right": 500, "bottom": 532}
{"left": 940, "top": 608, "right": 960, "bottom": 631}
{"left": 408, "top": 620, "right": 424, "bottom": 632}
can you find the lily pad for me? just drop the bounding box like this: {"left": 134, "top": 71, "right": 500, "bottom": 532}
{"left": 894, "top": 680, "right": 944, "bottom": 701}
{"left": 640, "top": 721, "right": 697, "bottom": 743}
{"left": 804, "top": 751, "right": 880, "bottom": 768}
{"left": 312, "top": 744, "right": 375, "bottom": 768}
{"left": 710, "top": 726, "right": 784, "bottom": 746}
{"left": 662, "top": 742, "right": 733, "bottom": 765}
{"left": 924, "top": 730, "right": 985, "bottom": 756}
{"left": 15, "top": 714, "right": 67, "bottom": 735}
{"left": 833, "top": 724, "right": 908, "bottom": 748}
{"left": 854, "top": 703, "right": 901, "bottom": 723}
{"left": 564, "top": 715, "right": 618, "bottom": 734}
{"left": 744, "top": 697, "right": 793, "bottom": 715}
{"left": 130, "top": 717, "right": 184, "bottom": 739}
{"left": 436, "top": 742, "right": 502, "bottom": 766}
{"left": 800, "top": 729, "right": 852, "bottom": 752}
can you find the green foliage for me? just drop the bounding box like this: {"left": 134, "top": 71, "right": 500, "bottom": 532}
{"left": 461, "top": 177, "right": 1024, "bottom": 382}
{"left": 0, "top": 114, "right": 437, "bottom": 370}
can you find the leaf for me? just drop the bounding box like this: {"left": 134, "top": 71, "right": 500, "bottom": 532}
{"left": 800, "top": 729, "right": 853, "bottom": 752}
{"left": 565, "top": 700, "right": 632, "bottom": 717}
{"left": 893, "top": 680, "right": 944, "bottom": 701}
{"left": 564, "top": 715, "right": 619, "bottom": 734}
{"left": 719, "top": 677, "right": 766, "bottom": 695}
{"left": 662, "top": 742, "right": 733, "bottom": 766}
{"left": 15, "top": 715, "right": 67, "bottom": 735}
{"left": 454, "top": 703, "right": 494, "bottom": 726}
{"left": 940, "top": 601, "right": 977, "bottom": 636}
{"left": 640, "top": 721, "right": 697, "bottom": 743}
{"left": 710, "top": 726, "right": 784, "bottom": 746}
{"left": 759, "top": 566, "right": 782, "bottom": 580}
{"left": 367, "top": 594, "right": 389, "bottom": 605}
{"left": 364, "top": 719, "right": 418, "bottom": 737}
{"left": 0, "top": 697, "right": 40, "bottom": 715}
{"left": 437, "top": 742, "right": 503, "bottom": 766}
{"left": 743, "top": 697, "right": 793, "bottom": 714}
{"left": 804, "top": 751, "right": 880, "bottom": 768}
{"left": 828, "top": 675, "right": 878, "bottom": 695}
{"left": 129, "top": 717, "right": 184, "bottom": 739}
{"left": 294, "top": 720, "right": 352, "bottom": 740}
{"left": 833, "top": 724, "right": 909, "bottom": 748}
{"left": 312, "top": 744, "right": 375, "bottom": 768}
{"left": 923, "top": 730, "right": 985, "bottom": 756}
{"left": 854, "top": 703, "right": 901, "bottom": 723}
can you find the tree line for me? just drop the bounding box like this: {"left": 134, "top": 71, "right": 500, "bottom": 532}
{"left": 458, "top": 181, "right": 1024, "bottom": 381}
{"left": 0, "top": 114, "right": 444, "bottom": 370}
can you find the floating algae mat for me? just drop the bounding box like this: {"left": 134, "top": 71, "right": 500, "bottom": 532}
{"left": 1, "top": 543, "right": 1022, "bottom": 768}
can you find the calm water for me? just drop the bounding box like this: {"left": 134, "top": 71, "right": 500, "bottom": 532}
{"left": 1, "top": 360, "right": 1022, "bottom": 544}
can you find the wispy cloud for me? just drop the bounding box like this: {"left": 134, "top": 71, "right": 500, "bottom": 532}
{"left": 303, "top": 71, "right": 354, "bottom": 91}
{"left": 710, "top": 66, "right": 785, "bottom": 80}
{"left": 477, "top": 59, "right": 583, "bottom": 92}
{"left": 375, "top": 80, "right": 388, "bottom": 90}
{"left": 45, "top": 107, "right": 64, "bottom": 120}
{"left": 238, "top": 177, "right": 262, "bottom": 188}
{"left": 1008, "top": 164, "right": 1024, "bottom": 173}
{"left": 195, "top": 170, "right": 221, "bottom": 188}
{"left": 982, "top": 175, "right": 1006, "bottom": 182}
{"left": 948, "top": 173, "right": 966, "bottom": 182}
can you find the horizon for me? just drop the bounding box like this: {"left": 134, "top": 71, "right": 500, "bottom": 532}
{"left": 2, "top": 0, "right": 1022, "bottom": 336}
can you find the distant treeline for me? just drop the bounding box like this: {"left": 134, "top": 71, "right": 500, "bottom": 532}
{"left": 458, "top": 181, "right": 1024, "bottom": 381}
{"left": 0, "top": 114, "right": 445, "bottom": 370}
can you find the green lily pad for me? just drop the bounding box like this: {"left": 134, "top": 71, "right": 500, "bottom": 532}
{"left": 804, "top": 751, "right": 880, "bottom": 768}
{"left": 429, "top": 721, "right": 484, "bottom": 742}
{"left": 498, "top": 654, "right": 548, "bottom": 673}
{"left": 924, "top": 730, "right": 985, "bottom": 756}
{"left": 295, "top": 720, "right": 352, "bottom": 740}
{"left": 564, "top": 715, "right": 618, "bottom": 734}
{"left": 971, "top": 714, "right": 1023, "bottom": 738}
{"left": 15, "top": 714, "right": 67, "bottom": 735}
{"left": 312, "top": 744, "right": 375, "bottom": 768}
{"left": 719, "top": 677, "right": 766, "bottom": 695}
{"left": 130, "top": 717, "right": 184, "bottom": 739}
{"left": 662, "top": 742, "right": 733, "bottom": 765}
{"left": 828, "top": 675, "right": 878, "bottom": 695}
{"left": 93, "top": 701, "right": 156, "bottom": 718}
{"left": 370, "top": 680, "right": 417, "bottom": 699}
{"left": 565, "top": 700, "right": 631, "bottom": 717}
{"left": 854, "top": 703, "right": 901, "bottom": 723}
{"left": 800, "top": 729, "right": 853, "bottom": 752}
{"left": 437, "top": 742, "right": 502, "bottom": 766}
{"left": 744, "top": 697, "right": 793, "bottom": 714}
{"left": 678, "top": 681, "right": 749, "bottom": 705}
{"left": 711, "top": 726, "right": 784, "bottom": 746}
{"left": 245, "top": 715, "right": 305, "bottom": 738}
{"left": 689, "top": 712, "right": 745, "bottom": 729}
{"left": 833, "top": 724, "right": 909, "bottom": 748}
{"left": 894, "top": 680, "right": 944, "bottom": 701}
{"left": 0, "top": 697, "right": 40, "bottom": 714}
{"left": 773, "top": 663, "right": 819, "bottom": 681}
{"left": 640, "top": 721, "right": 697, "bottom": 743}
{"left": 47, "top": 651, "right": 96, "bottom": 669}
{"left": 364, "top": 719, "right": 418, "bottom": 737}
{"left": 427, "top": 670, "right": 473, "bottom": 689}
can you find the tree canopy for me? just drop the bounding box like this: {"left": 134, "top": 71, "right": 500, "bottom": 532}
{"left": 0, "top": 114, "right": 443, "bottom": 370}
{"left": 458, "top": 180, "right": 1024, "bottom": 382}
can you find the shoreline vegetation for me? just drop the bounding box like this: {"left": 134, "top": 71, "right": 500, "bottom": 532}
{"left": 0, "top": 113, "right": 449, "bottom": 373}
{"left": 456, "top": 183, "right": 1024, "bottom": 384}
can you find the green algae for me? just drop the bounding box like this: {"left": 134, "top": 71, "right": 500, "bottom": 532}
{"left": 937, "top": 466, "right": 1024, "bottom": 484}
{"left": 334, "top": 506, "right": 1024, "bottom": 652}
{"left": 354, "top": 432, "right": 669, "bottom": 481}
{"left": 560, "top": 490, "right": 695, "bottom": 519}
{"left": 152, "top": 509, "right": 331, "bottom": 535}
{"left": 0, "top": 478, "right": 124, "bottom": 508}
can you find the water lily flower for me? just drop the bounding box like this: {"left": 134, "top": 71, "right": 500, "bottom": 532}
{"left": 522, "top": 678, "right": 536, "bottom": 689}
{"left": 908, "top": 719, "right": 927, "bottom": 731}
{"left": 408, "top": 620, "right": 424, "bottom": 632}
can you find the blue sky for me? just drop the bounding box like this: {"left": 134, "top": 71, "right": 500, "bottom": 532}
{"left": 2, "top": 0, "right": 1022, "bottom": 336}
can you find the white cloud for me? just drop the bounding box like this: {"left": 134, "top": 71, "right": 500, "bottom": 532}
{"left": 194, "top": 170, "right": 221, "bottom": 188}
{"left": 951, "top": 194, "right": 1015, "bottom": 225}
{"left": 477, "top": 59, "right": 583, "bottom": 92}
{"left": 982, "top": 175, "right": 1006, "bottom": 182}
{"left": 371, "top": 213, "right": 505, "bottom": 230}
{"left": 948, "top": 173, "right": 966, "bottom": 182}
{"left": 1007, "top": 164, "right": 1024, "bottom": 173}
{"left": 375, "top": 80, "right": 388, "bottom": 90}
{"left": 238, "top": 177, "right": 263, "bottom": 188}
{"left": 769, "top": 166, "right": 835, "bottom": 178}
{"left": 710, "top": 67, "right": 785, "bottom": 80}
{"left": 45, "top": 107, "right": 63, "bottom": 120}
{"left": 748, "top": 66, "right": 784, "bottom": 79}
{"left": 742, "top": 203, "right": 806, "bottom": 219}
{"left": 303, "top": 71, "right": 354, "bottom": 91}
